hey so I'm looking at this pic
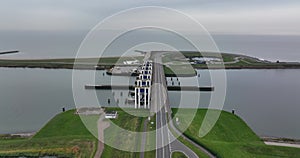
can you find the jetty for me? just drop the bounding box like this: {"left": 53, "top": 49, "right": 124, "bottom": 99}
{"left": 85, "top": 84, "right": 214, "bottom": 91}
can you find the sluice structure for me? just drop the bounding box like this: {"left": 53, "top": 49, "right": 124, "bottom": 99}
{"left": 134, "top": 60, "right": 153, "bottom": 109}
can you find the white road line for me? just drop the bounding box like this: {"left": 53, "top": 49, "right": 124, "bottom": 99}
{"left": 160, "top": 111, "right": 165, "bottom": 158}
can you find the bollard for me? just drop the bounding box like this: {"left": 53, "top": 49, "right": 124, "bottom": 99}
{"left": 232, "top": 109, "right": 235, "bottom": 115}
{"left": 62, "top": 107, "right": 65, "bottom": 112}
{"left": 108, "top": 98, "right": 111, "bottom": 104}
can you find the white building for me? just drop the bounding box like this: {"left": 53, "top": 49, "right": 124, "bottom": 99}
{"left": 105, "top": 111, "right": 118, "bottom": 119}
{"left": 123, "top": 60, "right": 140, "bottom": 65}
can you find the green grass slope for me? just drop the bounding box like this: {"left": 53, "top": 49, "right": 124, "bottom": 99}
{"left": 33, "top": 110, "right": 95, "bottom": 139}
{"left": 0, "top": 110, "right": 97, "bottom": 157}
{"left": 172, "top": 108, "right": 300, "bottom": 158}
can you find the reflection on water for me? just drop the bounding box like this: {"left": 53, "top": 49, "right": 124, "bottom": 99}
{"left": 0, "top": 68, "right": 300, "bottom": 139}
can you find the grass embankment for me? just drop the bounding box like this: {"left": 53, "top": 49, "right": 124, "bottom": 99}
{"left": 0, "top": 110, "right": 97, "bottom": 157}
{"left": 1, "top": 51, "right": 300, "bottom": 71}
{"left": 172, "top": 151, "right": 188, "bottom": 158}
{"left": 0, "top": 56, "right": 144, "bottom": 70}
{"left": 100, "top": 108, "right": 156, "bottom": 158}
{"left": 0, "top": 108, "right": 156, "bottom": 158}
{"left": 162, "top": 50, "right": 298, "bottom": 76}
{"left": 167, "top": 115, "right": 210, "bottom": 158}
{"left": 182, "top": 51, "right": 300, "bottom": 69}
{"left": 182, "top": 51, "right": 236, "bottom": 63}
{"left": 162, "top": 52, "right": 197, "bottom": 77}
{"left": 101, "top": 108, "right": 144, "bottom": 158}
{"left": 163, "top": 65, "right": 197, "bottom": 77}
{"left": 172, "top": 108, "right": 300, "bottom": 158}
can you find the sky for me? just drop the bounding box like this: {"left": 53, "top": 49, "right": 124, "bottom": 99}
{"left": 0, "top": 0, "right": 300, "bottom": 35}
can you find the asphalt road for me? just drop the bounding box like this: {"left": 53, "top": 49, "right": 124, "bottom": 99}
{"left": 152, "top": 55, "right": 170, "bottom": 158}
{"left": 151, "top": 52, "right": 198, "bottom": 158}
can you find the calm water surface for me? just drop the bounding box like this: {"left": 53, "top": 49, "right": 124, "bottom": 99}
{"left": 1, "top": 31, "right": 300, "bottom": 62}
{"left": 0, "top": 68, "right": 299, "bottom": 139}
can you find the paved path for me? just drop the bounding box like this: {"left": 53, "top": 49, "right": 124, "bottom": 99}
{"left": 140, "top": 119, "right": 148, "bottom": 158}
{"left": 94, "top": 113, "right": 110, "bottom": 158}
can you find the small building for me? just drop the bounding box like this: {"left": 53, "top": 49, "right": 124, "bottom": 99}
{"left": 123, "top": 60, "right": 140, "bottom": 65}
{"left": 105, "top": 111, "right": 118, "bottom": 119}
{"left": 191, "top": 57, "right": 221, "bottom": 64}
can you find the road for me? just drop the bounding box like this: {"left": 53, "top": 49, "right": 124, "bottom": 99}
{"left": 151, "top": 52, "right": 203, "bottom": 158}
{"left": 152, "top": 55, "right": 171, "bottom": 158}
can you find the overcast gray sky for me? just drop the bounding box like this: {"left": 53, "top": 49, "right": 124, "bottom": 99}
{"left": 0, "top": 0, "right": 300, "bottom": 35}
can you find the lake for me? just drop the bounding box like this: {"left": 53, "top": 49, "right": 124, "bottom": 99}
{"left": 0, "top": 68, "right": 299, "bottom": 139}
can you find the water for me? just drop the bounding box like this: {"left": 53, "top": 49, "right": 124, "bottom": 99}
{"left": 0, "top": 68, "right": 75, "bottom": 134}
{"left": 0, "top": 68, "right": 134, "bottom": 134}
{"left": 212, "top": 34, "right": 300, "bottom": 62}
{"left": 0, "top": 68, "right": 300, "bottom": 139}
{"left": 1, "top": 31, "right": 300, "bottom": 62}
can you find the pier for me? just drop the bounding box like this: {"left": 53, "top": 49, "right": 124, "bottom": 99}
{"left": 85, "top": 84, "right": 214, "bottom": 91}
{"left": 0, "top": 50, "right": 19, "bottom": 55}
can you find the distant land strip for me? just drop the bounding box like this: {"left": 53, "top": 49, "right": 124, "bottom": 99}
{"left": 0, "top": 52, "right": 300, "bottom": 71}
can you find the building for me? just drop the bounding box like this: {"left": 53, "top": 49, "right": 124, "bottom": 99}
{"left": 191, "top": 57, "right": 221, "bottom": 64}
{"left": 105, "top": 111, "right": 118, "bottom": 119}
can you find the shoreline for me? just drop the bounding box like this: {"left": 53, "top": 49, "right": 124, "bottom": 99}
{"left": 264, "top": 142, "right": 300, "bottom": 148}
{"left": 262, "top": 136, "right": 300, "bottom": 144}
{"left": 261, "top": 136, "right": 300, "bottom": 148}
{"left": 0, "top": 132, "right": 36, "bottom": 138}
{"left": 2, "top": 65, "right": 300, "bottom": 70}
{"left": 3, "top": 122, "right": 300, "bottom": 144}
{"left": 1, "top": 51, "right": 300, "bottom": 71}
